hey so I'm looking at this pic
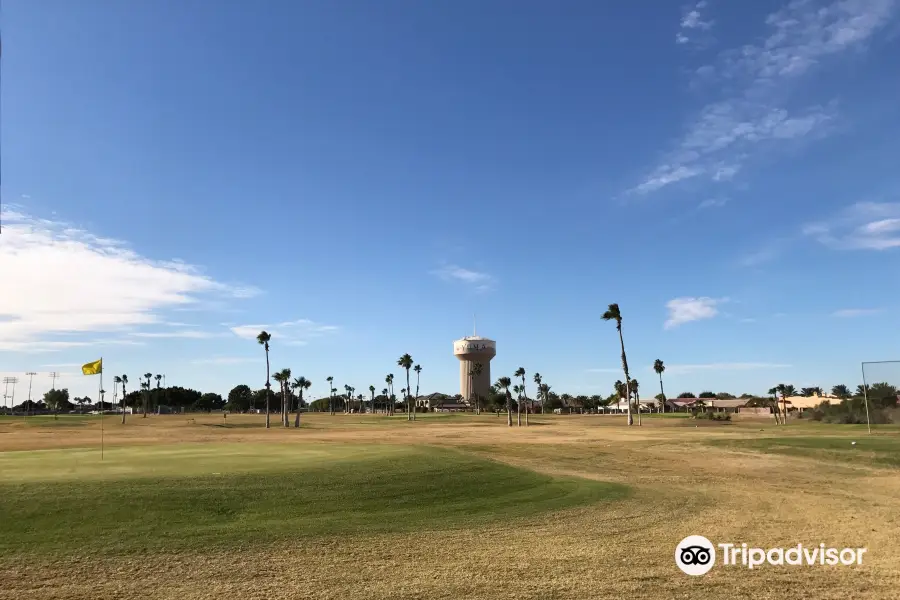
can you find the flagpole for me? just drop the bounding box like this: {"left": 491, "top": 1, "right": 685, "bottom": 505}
{"left": 99, "top": 358, "right": 104, "bottom": 461}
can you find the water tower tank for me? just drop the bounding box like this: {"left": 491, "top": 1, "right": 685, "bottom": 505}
{"left": 453, "top": 336, "right": 497, "bottom": 402}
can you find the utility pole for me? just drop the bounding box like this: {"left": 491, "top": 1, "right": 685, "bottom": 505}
{"left": 26, "top": 372, "right": 36, "bottom": 417}
{"left": 2, "top": 377, "right": 19, "bottom": 413}
{"left": 49, "top": 372, "right": 60, "bottom": 390}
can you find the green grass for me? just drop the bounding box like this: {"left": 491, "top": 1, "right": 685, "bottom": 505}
{"left": 0, "top": 443, "right": 628, "bottom": 557}
{"left": 709, "top": 434, "right": 900, "bottom": 468}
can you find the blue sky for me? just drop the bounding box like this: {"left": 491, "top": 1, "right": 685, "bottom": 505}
{"left": 3, "top": 0, "right": 900, "bottom": 403}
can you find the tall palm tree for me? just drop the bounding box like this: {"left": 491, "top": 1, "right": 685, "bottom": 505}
{"left": 119, "top": 374, "right": 128, "bottom": 424}
{"left": 602, "top": 303, "right": 633, "bottom": 426}
{"left": 496, "top": 377, "right": 513, "bottom": 426}
{"left": 541, "top": 383, "right": 550, "bottom": 413}
{"left": 385, "top": 374, "right": 394, "bottom": 416}
{"left": 273, "top": 368, "right": 291, "bottom": 427}
{"left": 142, "top": 373, "right": 152, "bottom": 417}
{"left": 469, "top": 362, "right": 483, "bottom": 414}
{"left": 768, "top": 386, "right": 782, "bottom": 424}
{"left": 292, "top": 376, "right": 311, "bottom": 427}
{"left": 630, "top": 378, "right": 641, "bottom": 425}
{"left": 257, "top": 331, "right": 272, "bottom": 429}
{"left": 778, "top": 384, "right": 796, "bottom": 422}
{"left": 413, "top": 364, "right": 422, "bottom": 420}
{"left": 154, "top": 374, "right": 162, "bottom": 414}
{"left": 514, "top": 367, "right": 526, "bottom": 426}
{"left": 381, "top": 388, "right": 388, "bottom": 413}
{"left": 533, "top": 373, "right": 543, "bottom": 414}
{"left": 326, "top": 376, "right": 334, "bottom": 415}
{"left": 369, "top": 385, "right": 376, "bottom": 414}
{"left": 113, "top": 376, "right": 122, "bottom": 421}
{"left": 653, "top": 359, "right": 666, "bottom": 414}
{"left": 397, "top": 354, "right": 414, "bottom": 422}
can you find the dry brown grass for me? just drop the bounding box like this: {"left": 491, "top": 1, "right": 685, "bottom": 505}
{"left": 1, "top": 413, "right": 899, "bottom": 599}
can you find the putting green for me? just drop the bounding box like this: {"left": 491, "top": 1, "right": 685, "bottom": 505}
{"left": 0, "top": 443, "right": 628, "bottom": 557}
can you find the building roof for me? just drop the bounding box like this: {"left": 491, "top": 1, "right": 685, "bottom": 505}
{"left": 708, "top": 399, "right": 748, "bottom": 409}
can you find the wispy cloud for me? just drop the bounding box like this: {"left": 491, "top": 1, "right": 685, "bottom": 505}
{"left": 659, "top": 362, "right": 791, "bottom": 375}
{"left": 229, "top": 318, "right": 339, "bottom": 345}
{"left": 0, "top": 206, "right": 254, "bottom": 352}
{"left": 131, "top": 330, "right": 228, "bottom": 339}
{"left": 633, "top": 0, "right": 896, "bottom": 195}
{"left": 804, "top": 202, "right": 900, "bottom": 250}
{"left": 665, "top": 296, "right": 725, "bottom": 329}
{"left": 832, "top": 308, "right": 884, "bottom": 317}
{"left": 432, "top": 264, "right": 495, "bottom": 292}
{"left": 698, "top": 197, "right": 728, "bottom": 209}
{"left": 738, "top": 238, "right": 790, "bottom": 267}
{"left": 676, "top": 1, "right": 714, "bottom": 45}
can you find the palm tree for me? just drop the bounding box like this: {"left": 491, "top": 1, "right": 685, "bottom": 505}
{"left": 381, "top": 388, "right": 388, "bottom": 413}
{"left": 292, "top": 376, "right": 311, "bottom": 427}
{"left": 767, "top": 386, "right": 782, "bottom": 424}
{"left": 778, "top": 384, "right": 796, "bottom": 422}
{"left": 113, "top": 376, "right": 123, "bottom": 421}
{"left": 469, "top": 363, "right": 483, "bottom": 414}
{"left": 369, "top": 385, "right": 376, "bottom": 414}
{"left": 272, "top": 368, "right": 291, "bottom": 427}
{"left": 653, "top": 359, "right": 666, "bottom": 413}
{"left": 533, "top": 373, "right": 543, "bottom": 414}
{"left": 119, "top": 374, "right": 128, "bottom": 424}
{"left": 257, "top": 331, "right": 272, "bottom": 428}
{"left": 154, "top": 374, "right": 162, "bottom": 414}
{"left": 513, "top": 367, "right": 526, "bottom": 426}
{"left": 142, "top": 373, "right": 152, "bottom": 417}
{"left": 832, "top": 384, "right": 851, "bottom": 399}
{"left": 397, "top": 354, "right": 414, "bottom": 422}
{"left": 326, "top": 376, "right": 334, "bottom": 415}
{"left": 413, "top": 364, "right": 422, "bottom": 421}
{"left": 385, "top": 374, "right": 394, "bottom": 416}
{"left": 541, "top": 383, "right": 551, "bottom": 413}
{"left": 630, "top": 378, "right": 641, "bottom": 425}
{"left": 496, "top": 377, "right": 513, "bottom": 426}
{"left": 602, "top": 303, "right": 633, "bottom": 426}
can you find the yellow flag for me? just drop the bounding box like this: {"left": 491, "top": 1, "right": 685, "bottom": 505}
{"left": 82, "top": 359, "right": 102, "bottom": 376}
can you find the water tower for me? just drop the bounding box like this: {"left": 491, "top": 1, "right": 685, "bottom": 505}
{"left": 453, "top": 333, "right": 496, "bottom": 403}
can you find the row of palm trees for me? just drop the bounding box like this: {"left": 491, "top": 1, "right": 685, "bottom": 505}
{"left": 108, "top": 373, "right": 165, "bottom": 424}
{"left": 256, "top": 330, "right": 428, "bottom": 428}
{"left": 492, "top": 366, "right": 550, "bottom": 426}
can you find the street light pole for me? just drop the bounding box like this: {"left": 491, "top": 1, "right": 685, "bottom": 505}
{"left": 26, "top": 372, "right": 36, "bottom": 417}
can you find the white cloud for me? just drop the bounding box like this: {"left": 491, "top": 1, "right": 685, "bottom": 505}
{"left": 659, "top": 362, "right": 791, "bottom": 375}
{"left": 665, "top": 297, "right": 725, "bottom": 329}
{"left": 0, "top": 207, "right": 254, "bottom": 351}
{"left": 634, "top": 0, "right": 896, "bottom": 195}
{"left": 229, "top": 319, "right": 339, "bottom": 345}
{"left": 737, "top": 237, "right": 795, "bottom": 267}
{"left": 804, "top": 202, "right": 900, "bottom": 250}
{"left": 130, "top": 330, "right": 227, "bottom": 339}
{"left": 677, "top": 1, "right": 714, "bottom": 45}
{"left": 431, "top": 264, "right": 495, "bottom": 292}
{"left": 698, "top": 197, "right": 729, "bottom": 209}
{"left": 832, "top": 308, "right": 884, "bottom": 317}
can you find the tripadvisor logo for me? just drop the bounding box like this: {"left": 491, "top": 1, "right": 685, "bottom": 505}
{"left": 675, "top": 536, "right": 867, "bottom": 576}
